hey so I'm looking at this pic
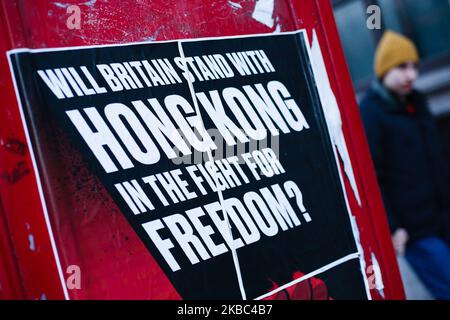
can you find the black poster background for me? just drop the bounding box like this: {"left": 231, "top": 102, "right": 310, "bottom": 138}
{"left": 8, "top": 31, "right": 368, "bottom": 300}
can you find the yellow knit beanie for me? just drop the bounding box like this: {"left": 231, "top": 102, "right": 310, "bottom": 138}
{"left": 374, "top": 30, "right": 419, "bottom": 78}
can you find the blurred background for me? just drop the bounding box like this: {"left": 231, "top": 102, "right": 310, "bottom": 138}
{"left": 333, "top": 0, "right": 450, "bottom": 158}
{"left": 332, "top": 0, "right": 450, "bottom": 300}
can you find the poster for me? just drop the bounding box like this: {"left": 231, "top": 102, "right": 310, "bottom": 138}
{"left": 8, "top": 30, "right": 368, "bottom": 300}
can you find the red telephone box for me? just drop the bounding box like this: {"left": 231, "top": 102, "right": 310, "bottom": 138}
{"left": 0, "top": 0, "right": 405, "bottom": 300}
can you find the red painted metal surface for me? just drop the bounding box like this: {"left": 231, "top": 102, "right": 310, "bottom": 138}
{"left": 0, "top": 0, "right": 405, "bottom": 299}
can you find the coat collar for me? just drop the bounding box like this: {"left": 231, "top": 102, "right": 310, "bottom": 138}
{"left": 369, "top": 81, "right": 427, "bottom": 117}
{"left": 371, "top": 80, "right": 406, "bottom": 113}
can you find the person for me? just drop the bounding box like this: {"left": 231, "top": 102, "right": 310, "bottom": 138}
{"left": 360, "top": 30, "right": 450, "bottom": 299}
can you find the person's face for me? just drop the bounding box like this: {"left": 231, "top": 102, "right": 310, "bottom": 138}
{"left": 382, "top": 62, "right": 418, "bottom": 97}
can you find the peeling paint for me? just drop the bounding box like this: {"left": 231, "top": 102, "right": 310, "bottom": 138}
{"left": 252, "top": 0, "right": 274, "bottom": 28}
{"left": 142, "top": 26, "right": 165, "bottom": 43}
{"left": 82, "top": 0, "right": 97, "bottom": 7}
{"left": 53, "top": 0, "right": 95, "bottom": 9}
{"left": 371, "top": 252, "right": 385, "bottom": 297}
{"left": 273, "top": 24, "right": 281, "bottom": 33}
{"left": 26, "top": 222, "right": 36, "bottom": 252}
{"left": 228, "top": 1, "right": 242, "bottom": 9}
{"left": 28, "top": 233, "right": 36, "bottom": 252}
{"left": 53, "top": 2, "right": 70, "bottom": 9}
{"left": 142, "top": 36, "right": 156, "bottom": 42}
{"left": 1, "top": 160, "right": 30, "bottom": 184}
{"left": 272, "top": 16, "right": 282, "bottom": 33}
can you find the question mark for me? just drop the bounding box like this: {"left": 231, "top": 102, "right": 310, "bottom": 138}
{"left": 284, "top": 180, "right": 312, "bottom": 223}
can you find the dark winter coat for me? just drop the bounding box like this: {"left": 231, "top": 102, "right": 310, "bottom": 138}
{"left": 360, "top": 81, "right": 450, "bottom": 242}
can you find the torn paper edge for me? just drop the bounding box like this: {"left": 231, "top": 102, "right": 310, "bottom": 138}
{"left": 308, "top": 31, "right": 361, "bottom": 206}
{"left": 251, "top": 0, "right": 274, "bottom": 28}
{"left": 305, "top": 30, "right": 371, "bottom": 299}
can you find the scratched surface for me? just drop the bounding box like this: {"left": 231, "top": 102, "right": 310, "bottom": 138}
{"left": 7, "top": 0, "right": 294, "bottom": 47}
{"left": 0, "top": 0, "right": 404, "bottom": 299}
{"left": 0, "top": 0, "right": 300, "bottom": 300}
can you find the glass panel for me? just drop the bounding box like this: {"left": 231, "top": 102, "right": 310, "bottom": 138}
{"left": 378, "top": 0, "right": 403, "bottom": 33}
{"left": 402, "top": 0, "right": 450, "bottom": 59}
{"left": 334, "top": 0, "right": 377, "bottom": 83}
